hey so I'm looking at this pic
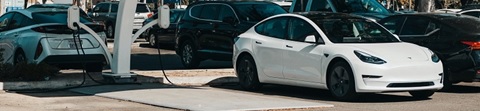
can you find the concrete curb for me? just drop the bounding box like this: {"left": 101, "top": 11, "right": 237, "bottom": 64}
{"left": 0, "top": 68, "right": 237, "bottom": 91}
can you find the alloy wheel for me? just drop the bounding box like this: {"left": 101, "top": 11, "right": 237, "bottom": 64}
{"left": 182, "top": 43, "right": 193, "bottom": 65}
{"left": 329, "top": 66, "right": 350, "bottom": 97}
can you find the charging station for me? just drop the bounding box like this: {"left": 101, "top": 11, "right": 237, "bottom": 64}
{"left": 68, "top": 0, "right": 170, "bottom": 83}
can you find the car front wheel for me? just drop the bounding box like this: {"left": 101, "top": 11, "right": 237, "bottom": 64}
{"left": 149, "top": 33, "right": 158, "bottom": 47}
{"left": 328, "top": 61, "right": 357, "bottom": 101}
{"left": 236, "top": 55, "right": 262, "bottom": 91}
{"left": 180, "top": 40, "right": 200, "bottom": 68}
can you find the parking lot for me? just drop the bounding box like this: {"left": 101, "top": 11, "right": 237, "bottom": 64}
{"left": 0, "top": 39, "right": 479, "bottom": 111}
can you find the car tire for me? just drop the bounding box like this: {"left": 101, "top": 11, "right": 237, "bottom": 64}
{"left": 14, "top": 51, "right": 26, "bottom": 65}
{"left": 409, "top": 90, "right": 435, "bottom": 99}
{"left": 180, "top": 40, "right": 200, "bottom": 68}
{"left": 106, "top": 24, "right": 115, "bottom": 38}
{"left": 149, "top": 33, "right": 158, "bottom": 47}
{"left": 236, "top": 55, "right": 262, "bottom": 91}
{"left": 327, "top": 61, "right": 358, "bottom": 101}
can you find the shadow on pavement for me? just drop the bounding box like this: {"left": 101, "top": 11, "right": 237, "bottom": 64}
{"left": 439, "top": 83, "right": 480, "bottom": 93}
{"left": 211, "top": 84, "right": 432, "bottom": 103}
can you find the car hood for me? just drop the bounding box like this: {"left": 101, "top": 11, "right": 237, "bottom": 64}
{"left": 342, "top": 43, "right": 430, "bottom": 62}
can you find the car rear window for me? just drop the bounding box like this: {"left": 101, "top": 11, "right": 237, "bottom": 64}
{"left": 32, "top": 12, "right": 93, "bottom": 24}
{"left": 136, "top": 4, "right": 150, "bottom": 13}
{"left": 442, "top": 15, "right": 480, "bottom": 33}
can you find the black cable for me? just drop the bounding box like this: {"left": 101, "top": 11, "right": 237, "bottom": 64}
{"left": 156, "top": 38, "right": 175, "bottom": 85}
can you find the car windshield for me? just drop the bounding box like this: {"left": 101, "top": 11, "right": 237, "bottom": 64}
{"left": 136, "top": 4, "right": 150, "bottom": 13}
{"left": 32, "top": 12, "right": 93, "bottom": 24}
{"left": 334, "top": 0, "right": 389, "bottom": 14}
{"left": 234, "top": 3, "right": 287, "bottom": 22}
{"left": 315, "top": 18, "right": 399, "bottom": 43}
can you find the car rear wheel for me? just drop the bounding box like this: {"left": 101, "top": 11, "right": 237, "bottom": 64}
{"left": 180, "top": 40, "right": 200, "bottom": 68}
{"left": 148, "top": 33, "right": 158, "bottom": 47}
{"left": 328, "top": 61, "right": 357, "bottom": 101}
{"left": 14, "top": 51, "right": 26, "bottom": 65}
{"left": 237, "top": 55, "right": 262, "bottom": 91}
{"left": 409, "top": 90, "right": 435, "bottom": 99}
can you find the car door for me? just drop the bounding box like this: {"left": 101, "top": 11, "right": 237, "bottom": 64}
{"left": 252, "top": 17, "right": 289, "bottom": 79}
{"left": 0, "top": 13, "right": 14, "bottom": 63}
{"left": 193, "top": 4, "right": 222, "bottom": 55}
{"left": 398, "top": 16, "right": 442, "bottom": 49}
{"left": 213, "top": 5, "right": 239, "bottom": 56}
{"left": 283, "top": 17, "right": 325, "bottom": 82}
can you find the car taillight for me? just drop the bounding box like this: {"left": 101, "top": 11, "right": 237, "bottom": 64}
{"left": 148, "top": 12, "right": 153, "bottom": 18}
{"left": 34, "top": 42, "right": 43, "bottom": 60}
{"left": 461, "top": 41, "right": 480, "bottom": 50}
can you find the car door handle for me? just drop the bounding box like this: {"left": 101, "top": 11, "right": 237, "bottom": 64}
{"left": 255, "top": 41, "right": 262, "bottom": 44}
{"left": 13, "top": 33, "right": 19, "bottom": 37}
{"left": 286, "top": 45, "right": 293, "bottom": 48}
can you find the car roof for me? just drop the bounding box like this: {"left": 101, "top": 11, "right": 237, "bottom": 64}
{"left": 27, "top": 4, "right": 72, "bottom": 9}
{"left": 9, "top": 8, "right": 71, "bottom": 19}
{"left": 384, "top": 13, "right": 465, "bottom": 20}
{"left": 190, "top": 1, "right": 276, "bottom": 6}
{"left": 98, "top": 1, "right": 146, "bottom": 4}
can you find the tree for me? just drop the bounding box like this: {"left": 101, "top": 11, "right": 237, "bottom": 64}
{"left": 416, "top": 0, "right": 435, "bottom": 12}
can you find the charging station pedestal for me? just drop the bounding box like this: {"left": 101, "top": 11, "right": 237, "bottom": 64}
{"left": 68, "top": 0, "right": 170, "bottom": 84}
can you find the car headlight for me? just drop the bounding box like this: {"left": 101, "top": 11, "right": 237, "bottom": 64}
{"left": 430, "top": 51, "right": 440, "bottom": 63}
{"left": 354, "top": 50, "right": 386, "bottom": 64}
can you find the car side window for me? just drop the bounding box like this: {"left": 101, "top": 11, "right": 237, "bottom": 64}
{"left": 255, "top": 17, "right": 288, "bottom": 39}
{"left": 0, "top": 13, "right": 14, "bottom": 32}
{"left": 198, "top": 4, "right": 221, "bottom": 21}
{"left": 462, "top": 12, "right": 480, "bottom": 18}
{"left": 310, "top": 0, "right": 333, "bottom": 12}
{"left": 288, "top": 18, "right": 322, "bottom": 43}
{"left": 218, "top": 5, "right": 237, "bottom": 21}
{"left": 380, "top": 16, "right": 406, "bottom": 34}
{"left": 190, "top": 5, "right": 203, "bottom": 18}
{"left": 99, "top": 4, "right": 109, "bottom": 12}
{"left": 111, "top": 4, "right": 118, "bottom": 12}
{"left": 9, "top": 13, "right": 33, "bottom": 29}
{"left": 400, "top": 17, "right": 430, "bottom": 35}
{"left": 292, "top": 0, "right": 308, "bottom": 12}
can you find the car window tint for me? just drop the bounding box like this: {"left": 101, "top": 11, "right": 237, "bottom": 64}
{"left": 10, "top": 13, "right": 33, "bottom": 29}
{"left": 136, "top": 4, "right": 150, "bottom": 13}
{"left": 234, "top": 3, "right": 287, "bottom": 22}
{"left": 288, "top": 18, "right": 320, "bottom": 42}
{"left": 189, "top": 5, "right": 203, "bottom": 19}
{"left": 292, "top": 0, "right": 308, "bottom": 12}
{"left": 111, "top": 4, "right": 118, "bottom": 12}
{"left": 218, "top": 5, "right": 236, "bottom": 21}
{"left": 316, "top": 18, "right": 399, "bottom": 43}
{"left": 32, "top": 12, "right": 93, "bottom": 24}
{"left": 400, "top": 17, "right": 429, "bottom": 35}
{"left": 98, "top": 4, "right": 109, "bottom": 12}
{"left": 199, "top": 4, "right": 220, "bottom": 21}
{"left": 380, "top": 16, "right": 405, "bottom": 34}
{"left": 311, "top": 0, "right": 333, "bottom": 11}
{"left": 462, "top": 12, "right": 480, "bottom": 18}
{"left": 425, "top": 21, "right": 441, "bottom": 34}
{"left": 0, "top": 13, "right": 14, "bottom": 31}
{"left": 258, "top": 17, "right": 288, "bottom": 39}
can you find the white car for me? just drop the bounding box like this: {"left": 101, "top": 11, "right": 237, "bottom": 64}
{"left": 233, "top": 12, "right": 444, "bottom": 101}
{"left": 0, "top": 9, "right": 108, "bottom": 72}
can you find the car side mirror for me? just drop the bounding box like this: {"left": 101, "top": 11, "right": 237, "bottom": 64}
{"left": 304, "top": 35, "right": 317, "bottom": 43}
{"left": 222, "top": 16, "right": 236, "bottom": 25}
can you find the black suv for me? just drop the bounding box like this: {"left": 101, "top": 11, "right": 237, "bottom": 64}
{"left": 88, "top": 2, "right": 152, "bottom": 38}
{"left": 379, "top": 13, "right": 480, "bottom": 90}
{"left": 176, "top": 1, "right": 286, "bottom": 68}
